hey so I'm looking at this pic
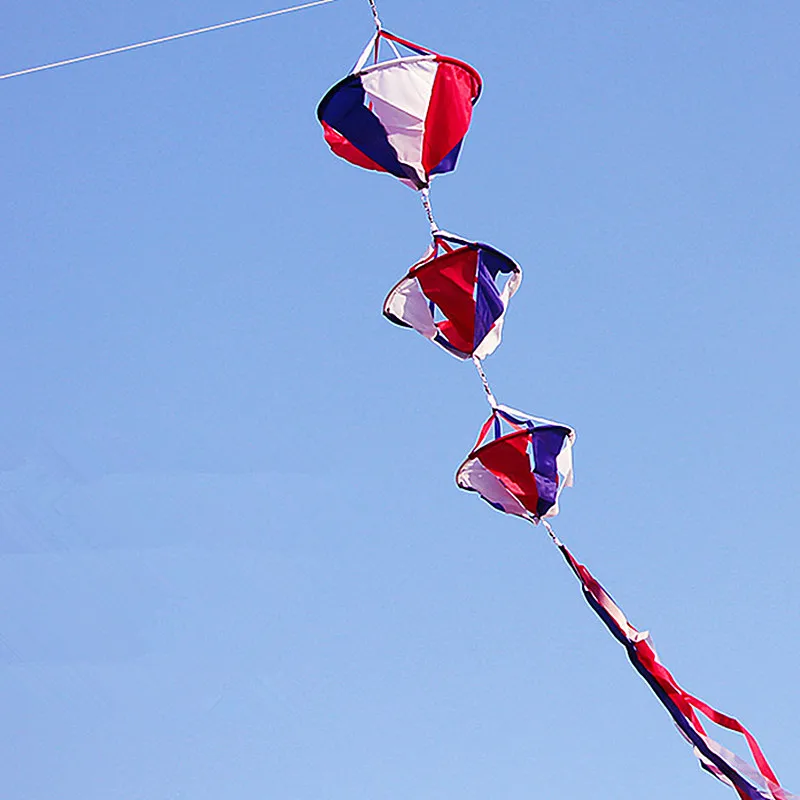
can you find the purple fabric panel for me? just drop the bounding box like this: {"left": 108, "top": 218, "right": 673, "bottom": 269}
{"left": 429, "top": 138, "right": 463, "bottom": 176}
{"left": 432, "top": 331, "right": 470, "bottom": 359}
{"left": 317, "top": 76, "right": 417, "bottom": 183}
{"left": 473, "top": 254, "right": 504, "bottom": 347}
{"left": 533, "top": 473, "right": 558, "bottom": 516}
{"left": 531, "top": 426, "right": 571, "bottom": 478}
{"left": 478, "top": 247, "right": 518, "bottom": 278}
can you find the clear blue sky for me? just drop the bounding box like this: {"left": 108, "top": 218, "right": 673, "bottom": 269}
{"left": 1, "top": 2, "right": 798, "bottom": 798}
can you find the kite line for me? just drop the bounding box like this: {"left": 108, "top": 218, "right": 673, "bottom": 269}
{"left": 0, "top": 0, "right": 335, "bottom": 81}
{"left": 367, "top": 0, "right": 383, "bottom": 32}
{"left": 315, "top": 2, "right": 797, "bottom": 798}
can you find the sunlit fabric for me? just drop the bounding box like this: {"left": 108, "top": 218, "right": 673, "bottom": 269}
{"left": 383, "top": 232, "right": 521, "bottom": 359}
{"left": 556, "top": 540, "right": 798, "bottom": 800}
{"left": 317, "top": 31, "right": 481, "bottom": 189}
{"left": 457, "top": 405, "right": 575, "bottom": 521}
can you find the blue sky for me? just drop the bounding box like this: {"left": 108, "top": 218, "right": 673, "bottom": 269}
{"left": 1, "top": 2, "right": 798, "bottom": 798}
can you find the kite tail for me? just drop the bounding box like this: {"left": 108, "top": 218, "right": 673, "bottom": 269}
{"left": 544, "top": 524, "right": 796, "bottom": 800}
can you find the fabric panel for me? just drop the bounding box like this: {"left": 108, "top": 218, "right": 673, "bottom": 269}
{"left": 531, "top": 427, "right": 572, "bottom": 480}
{"left": 533, "top": 473, "right": 559, "bottom": 517}
{"left": 429, "top": 139, "right": 463, "bottom": 176}
{"left": 383, "top": 276, "right": 437, "bottom": 337}
{"left": 479, "top": 246, "right": 518, "bottom": 278}
{"left": 422, "top": 60, "right": 480, "bottom": 175}
{"left": 415, "top": 247, "right": 478, "bottom": 355}
{"left": 473, "top": 253, "right": 505, "bottom": 347}
{"left": 318, "top": 76, "right": 412, "bottom": 181}
{"left": 473, "top": 266, "right": 522, "bottom": 360}
{"left": 321, "top": 121, "right": 388, "bottom": 174}
{"left": 477, "top": 434, "right": 541, "bottom": 515}
{"left": 361, "top": 58, "right": 438, "bottom": 187}
{"left": 456, "top": 457, "right": 529, "bottom": 518}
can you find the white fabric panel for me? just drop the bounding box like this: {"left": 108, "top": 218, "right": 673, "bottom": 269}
{"left": 456, "top": 457, "right": 530, "bottom": 519}
{"left": 473, "top": 267, "right": 523, "bottom": 360}
{"left": 544, "top": 439, "right": 574, "bottom": 517}
{"left": 487, "top": 403, "right": 576, "bottom": 516}
{"left": 542, "top": 497, "right": 561, "bottom": 519}
{"left": 361, "top": 57, "right": 438, "bottom": 186}
{"left": 556, "top": 439, "right": 574, "bottom": 488}
{"left": 383, "top": 277, "right": 437, "bottom": 338}
{"left": 473, "top": 314, "right": 503, "bottom": 360}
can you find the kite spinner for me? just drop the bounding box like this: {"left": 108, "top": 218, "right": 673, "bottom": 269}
{"left": 318, "top": 12, "right": 795, "bottom": 800}
{"left": 383, "top": 232, "right": 521, "bottom": 360}
{"left": 317, "top": 30, "right": 481, "bottom": 190}
{"left": 456, "top": 405, "right": 574, "bottom": 521}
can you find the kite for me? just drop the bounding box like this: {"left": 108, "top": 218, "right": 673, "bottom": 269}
{"left": 554, "top": 538, "right": 797, "bottom": 800}
{"left": 383, "top": 232, "right": 522, "bottom": 360}
{"left": 316, "top": 29, "right": 482, "bottom": 190}
{"left": 318, "top": 3, "right": 796, "bottom": 798}
{"left": 456, "top": 404, "right": 574, "bottom": 521}
{"left": 457, "top": 412, "right": 796, "bottom": 798}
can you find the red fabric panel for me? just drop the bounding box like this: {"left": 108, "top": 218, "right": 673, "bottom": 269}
{"left": 321, "top": 121, "right": 387, "bottom": 174}
{"left": 477, "top": 433, "right": 540, "bottom": 514}
{"left": 437, "top": 320, "right": 473, "bottom": 354}
{"left": 415, "top": 248, "right": 478, "bottom": 354}
{"left": 473, "top": 413, "right": 497, "bottom": 450}
{"left": 422, "top": 60, "right": 480, "bottom": 173}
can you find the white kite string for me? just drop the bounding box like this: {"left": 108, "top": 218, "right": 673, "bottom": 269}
{"left": 540, "top": 519, "right": 561, "bottom": 544}
{"left": 420, "top": 188, "right": 439, "bottom": 235}
{"left": 0, "top": 0, "right": 335, "bottom": 81}
{"left": 367, "top": 0, "right": 383, "bottom": 31}
{"left": 472, "top": 356, "right": 498, "bottom": 408}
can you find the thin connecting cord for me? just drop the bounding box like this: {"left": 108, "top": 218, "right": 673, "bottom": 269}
{"left": 0, "top": 0, "right": 335, "bottom": 81}
{"left": 367, "top": 0, "right": 383, "bottom": 31}
{"left": 540, "top": 519, "right": 561, "bottom": 545}
{"left": 472, "top": 356, "right": 497, "bottom": 408}
{"left": 420, "top": 188, "right": 439, "bottom": 235}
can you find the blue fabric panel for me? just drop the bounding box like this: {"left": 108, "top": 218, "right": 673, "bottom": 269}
{"left": 318, "top": 76, "right": 417, "bottom": 183}
{"left": 432, "top": 331, "right": 470, "bottom": 359}
{"left": 478, "top": 247, "right": 518, "bottom": 278}
{"left": 531, "top": 426, "right": 571, "bottom": 478}
{"left": 473, "top": 254, "right": 505, "bottom": 346}
{"left": 429, "top": 139, "right": 463, "bottom": 176}
{"left": 534, "top": 473, "right": 558, "bottom": 516}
